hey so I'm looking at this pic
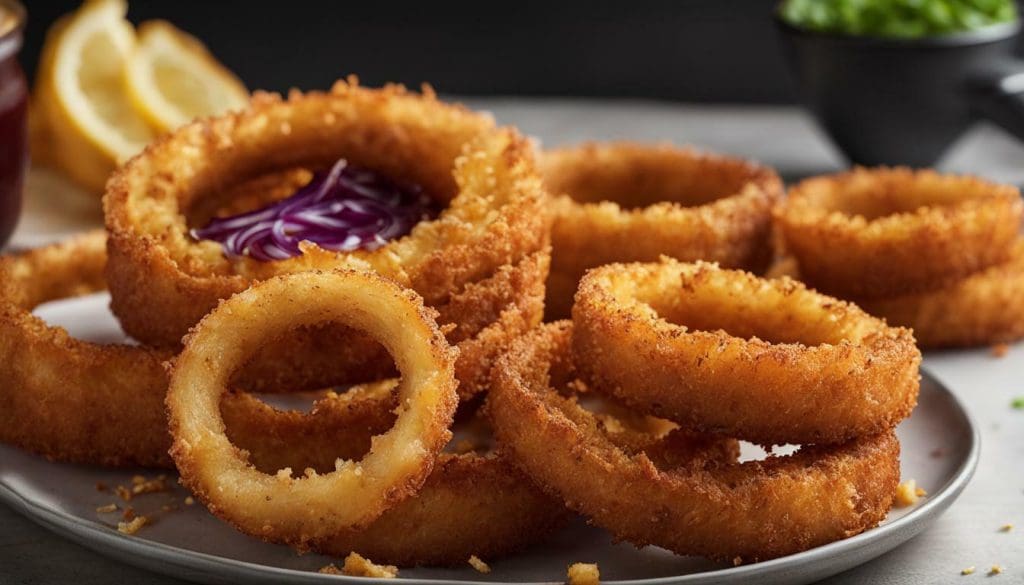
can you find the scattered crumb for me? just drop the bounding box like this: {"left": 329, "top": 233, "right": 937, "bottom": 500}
{"left": 319, "top": 564, "right": 343, "bottom": 575}
{"left": 930, "top": 447, "right": 946, "bottom": 458}
{"left": 962, "top": 566, "right": 975, "bottom": 575}
{"left": 131, "top": 475, "right": 169, "bottom": 496}
{"left": 989, "top": 565, "right": 1003, "bottom": 576}
{"left": 895, "top": 479, "right": 925, "bottom": 507}
{"left": 732, "top": 556, "right": 742, "bottom": 566}
{"left": 115, "top": 485, "right": 133, "bottom": 502}
{"left": 95, "top": 482, "right": 108, "bottom": 492}
{"left": 122, "top": 506, "right": 136, "bottom": 521}
{"left": 95, "top": 503, "right": 118, "bottom": 514}
{"left": 117, "top": 516, "right": 148, "bottom": 535}
{"left": 468, "top": 555, "right": 491, "bottom": 574}
{"left": 184, "top": 496, "right": 195, "bottom": 506}
{"left": 567, "top": 562, "right": 600, "bottom": 585}
{"left": 341, "top": 552, "right": 398, "bottom": 578}
{"left": 1000, "top": 524, "right": 1013, "bottom": 532}
{"left": 991, "top": 343, "right": 1010, "bottom": 358}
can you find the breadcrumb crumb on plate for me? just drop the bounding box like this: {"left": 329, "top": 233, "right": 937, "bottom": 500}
{"left": 568, "top": 562, "right": 600, "bottom": 585}
{"left": 468, "top": 555, "right": 491, "bottom": 574}
{"left": 117, "top": 516, "right": 147, "bottom": 535}
{"left": 895, "top": 479, "right": 926, "bottom": 507}
{"left": 341, "top": 552, "right": 398, "bottom": 578}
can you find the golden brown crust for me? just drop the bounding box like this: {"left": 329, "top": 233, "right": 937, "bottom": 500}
{"left": 224, "top": 382, "right": 569, "bottom": 567}
{"left": 541, "top": 142, "right": 783, "bottom": 318}
{"left": 104, "top": 80, "right": 549, "bottom": 348}
{"left": 571, "top": 259, "right": 920, "bottom": 445}
{"left": 0, "top": 231, "right": 172, "bottom": 467}
{"left": 488, "top": 322, "right": 901, "bottom": 563}
{"left": 233, "top": 247, "right": 550, "bottom": 399}
{"left": 167, "top": 269, "right": 459, "bottom": 546}
{"left": 773, "top": 240, "right": 1024, "bottom": 349}
{"left": 774, "top": 167, "right": 1023, "bottom": 299}
{"left": 0, "top": 235, "right": 537, "bottom": 466}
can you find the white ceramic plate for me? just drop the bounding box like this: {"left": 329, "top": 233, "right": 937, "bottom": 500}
{"left": 0, "top": 294, "right": 980, "bottom": 585}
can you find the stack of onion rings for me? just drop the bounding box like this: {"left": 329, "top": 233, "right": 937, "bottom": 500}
{"left": 104, "top": 80, "right": 549, "bottom": 398}
{"left": 774, "top": 167, "right": 1024, "bottom": 347}
{"left": 488, "top": 322, "right": 901, "bottom": 563}
{"left": 0, "top": 235, "right": 565, "bottom": 565}
{"left": 0, "top": 232, "right": 546, "bottom": 469}
{"left": 572, "top": 259, "right": 920, "bottom": 445}
{"left": 540, "top": 142, "right": 783, "bottom": 318}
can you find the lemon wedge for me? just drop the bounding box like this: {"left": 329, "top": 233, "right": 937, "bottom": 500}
{"left": 126, "top": 20, "right": 249, "bottom": 133}
{"left": 34, "top": 0, "right": 154, "bottom": 194}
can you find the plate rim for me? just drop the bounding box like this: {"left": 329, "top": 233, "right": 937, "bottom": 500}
{"left": 0, "top": 369, "right": 981, "bottom": 585}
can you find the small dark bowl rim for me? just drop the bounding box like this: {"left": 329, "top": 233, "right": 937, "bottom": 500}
{"left": 774, "top": 12, "right": 1021, "bottom": 48}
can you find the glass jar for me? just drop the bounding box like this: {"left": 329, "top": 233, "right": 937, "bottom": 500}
{"left": 0, "top": 0, "right": 26, "bottom": 248}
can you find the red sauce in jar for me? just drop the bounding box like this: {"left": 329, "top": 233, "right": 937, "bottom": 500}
{"left": 0, "top": 0, "right": 26, "bottom": 248}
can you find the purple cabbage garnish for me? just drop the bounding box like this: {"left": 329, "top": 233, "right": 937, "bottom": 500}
{"left": 191, "top": 159, "right": 438, "bottom": 261}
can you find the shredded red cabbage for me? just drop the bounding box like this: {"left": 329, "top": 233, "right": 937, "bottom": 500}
{"left": 191, "top": 159, "right": 438, "bottom": 261}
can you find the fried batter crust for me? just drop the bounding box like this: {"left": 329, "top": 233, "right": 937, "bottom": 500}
{"left": 772, "top": 240, "right": 1024, "bottom": 349}
{"left": 775, "top": 167, "right": 1023, "bottom": 299}
{"left": 541, "top": 142, "right": 782, "bottom": 318}
{"left": 489, "top": 322, "right": 900, "bottom": 563}
{"left": 571, "top": 259, "right": 920, "bottom": 445}
{"left": 105, "top": 80, "right": 550, "bottom": 348}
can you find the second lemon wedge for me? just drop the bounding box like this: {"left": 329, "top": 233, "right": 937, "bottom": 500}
{"left": 126, "top": 21, "right": 249, "bottom": 134}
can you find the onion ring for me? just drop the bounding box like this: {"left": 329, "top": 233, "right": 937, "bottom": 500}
{"left": 774, "top": 167, "right": 1023, "bottom": 299}
{"left": 540, "top": 142, "right": 782, "bottom": 318}
{"left": 167, "top": 269, "right": 458, "bottom": 543}
{"left": 105, "top": 79, "right": 549, "bottom": 350}
{"left": 772, "top": 241, "right": 1024, "bottom": 349}
{"left": 0, "top": 234, "right": 541, "bottom": 466}
{"left": 0, "top": 231, "right": 172, "bottom": 467}
{"left": 222, "top": 382, "right": 569, "bottom": 566}
{"left": 571, "top": 259, "right": 920, "bottom": 445}
{"left": 488, "top": 322, "right": 901, "bottom": 563}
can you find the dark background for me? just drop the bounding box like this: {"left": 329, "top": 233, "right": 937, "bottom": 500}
{"left": 20, "top": 1, "right": 804, "bottom": 103}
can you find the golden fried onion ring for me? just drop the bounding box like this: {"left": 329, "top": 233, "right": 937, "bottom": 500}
{"left": 772, "top": 241, "right": 1024, "bottom": 349}
{"left": 489, "top": 322, "right": 901, "bottom": 563}
{"left": 572, "top": 259, "right": 920, "bottom": 445}
{"left": 105, "top": 80, "right": 549, "bottom": 348}
{"left": 223, "top": 383, "right": 569, "bottom": 566}
{"left": 0, "top": 231, "right": 171, "bottom": 467}
{"left": 167, "top": 268, "right": 458, "bottom": 543}
{"left": 540, "top": 142, "right": 782, "bottom": 318}
{"left": 774, "top": 167, "right": 1023, "bottom": 299}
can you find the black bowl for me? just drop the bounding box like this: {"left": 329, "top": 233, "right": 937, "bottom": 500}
{"left": 776, "top": 16, "right": 1024, "bottom": 167}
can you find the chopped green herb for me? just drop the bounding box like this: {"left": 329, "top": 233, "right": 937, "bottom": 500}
{"left": 779, "top": 0, "right": 1017, "bottom": 38}
{"left": 1012, "top": 397, "right": 1024, "bottom": 409}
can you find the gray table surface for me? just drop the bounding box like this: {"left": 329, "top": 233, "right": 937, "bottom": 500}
{"left": 3, "top": 98, "right": 1024, "bottom": 584}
